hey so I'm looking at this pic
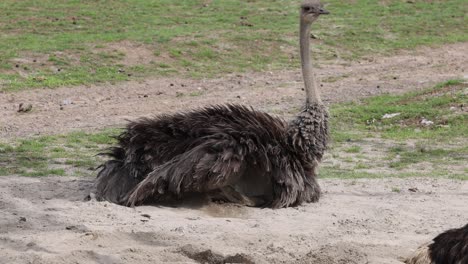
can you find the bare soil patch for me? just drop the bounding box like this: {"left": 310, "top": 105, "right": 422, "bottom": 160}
{"left": 0, "top": 42, "right": 466, "bottom": 139}
{"left": 95, "top": 41, "right": 157, "bottom": 67}
{"left": 0, "top": 176, "right": 466, "bottom": 264}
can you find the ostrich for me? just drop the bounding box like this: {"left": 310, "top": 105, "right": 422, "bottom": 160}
{"left": 405, "top": 224, "right": 468, "bottom": 264}
{"left": 92, "top": 0, "right": 330, "bottom": 208}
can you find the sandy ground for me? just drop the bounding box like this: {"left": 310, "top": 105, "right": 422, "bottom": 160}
{"left": 0, "top": 176, "right": 467, "bottom": 264}
{"left": 0, "top": 43, "right": 467, "bottom": 264}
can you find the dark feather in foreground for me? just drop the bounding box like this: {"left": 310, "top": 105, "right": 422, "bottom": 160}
{"left": 405, "top": 224, "right": 468, "bottom": 264}
{"left": 93, "top": 103, "right": 328, "bottom": 208}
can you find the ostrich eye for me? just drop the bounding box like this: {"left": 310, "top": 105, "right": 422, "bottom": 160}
{"left": 303, "top": 7, "right": 311, "bottom": 12}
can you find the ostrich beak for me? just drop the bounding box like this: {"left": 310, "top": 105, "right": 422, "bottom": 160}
{"left": 318, "top": 8, "right": 330, "bottom": 15}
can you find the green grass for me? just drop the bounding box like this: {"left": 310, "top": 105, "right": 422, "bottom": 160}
{"left": 331, "top": 80, "right": 468, "bottom": 141}
{"left": 1, "top": 0, "right": 467, "bottom": 91}
{"left": 344, "top": 145, "right": 362, "bottom": 153}
{"left": 320, "top": 166, "right": 468, "bottom": 180}
{"left": 324, "top": 80, "right": 468, "bottom": 180}
{"left": 388, "top": 145, "right": 467, "bottom": 169}
{"left": 0, "top": 129, "right": 118, "bottom": 177}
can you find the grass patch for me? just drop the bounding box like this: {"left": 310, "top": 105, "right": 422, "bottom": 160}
{"left": 0, "top": 129, "right": 119, "bottom": 177}
{"left": 388, "top": 145, "right": 467, "bottom": 169}
{"left": 331, "top": 80, "right": 468, "bottom": 141}
{"left": 319, "top": 167, "right": 382, "bottom": 179}
{"left": 325, "top": 80, "right": 468, "bottom": 179}
{"left": 1, "top": 0, "right": 467, "bottom": 91}
{"left": 344, "top": 145, "right": 362, "bottom": 153}
{"left": 320, "top": 166, "right": 468, "bottom": 181}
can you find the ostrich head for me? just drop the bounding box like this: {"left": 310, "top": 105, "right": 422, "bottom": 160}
{"left": 301, "top": 0, "right": 329, "bottom": 24}
{"left": 299, "top": 0, "right": 329, "bottom": 104}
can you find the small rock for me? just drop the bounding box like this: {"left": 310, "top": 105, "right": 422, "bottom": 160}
{"left": 408, "top": 188, "right": 419, "bottom": 192}
{"left": 382, "top": 113, "right": 401, "bottom": 119}
{"left": 172, "top": 227, "right": 185, "bottom": 232}
{"left": 19, "top": 217, "right": 27, "bottom": 222}
{"left": 26, "top": 242, "right": 36, "bottom": 247}
{"left": 141, "top": 214, "right": 151, "bottom": 219}
{"left": 420, "top": 118, "right": 434, "bottom": 126}
{"left": 65, "top": 225, "right": 89, "bottom": 233}
{"left": 18, "top": 103, "right": 32, "bottom": 113}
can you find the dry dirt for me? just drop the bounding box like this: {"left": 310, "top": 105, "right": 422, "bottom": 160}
{"left": 0, "top": 43, "right": 467, "bottom": 264}
{"left": 0, "top": 176, "right": 466, "bottom": 264}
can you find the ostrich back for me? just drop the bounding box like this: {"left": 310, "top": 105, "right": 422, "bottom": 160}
{"left": 429, "top": 224, "right": 468, "bottom": 264}
{"left": 405, "top": 224, "right": 468, "bottom": 264}
{"left": 94, "top": 104, "right": 327, "bottom": 208}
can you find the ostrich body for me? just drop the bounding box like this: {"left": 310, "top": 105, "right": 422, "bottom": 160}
{"left": 405, "top": 224, "right": 468, "bottom": 264}
{"left": 93, "top": 1, "right": 330, "bottom": 208}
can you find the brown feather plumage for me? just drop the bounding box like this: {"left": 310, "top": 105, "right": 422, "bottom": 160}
{"left": 405, "top": 224, "right": 468, "bottom": 264}
{"left": 93, "top": 103, "right": 328, "bottom": 208}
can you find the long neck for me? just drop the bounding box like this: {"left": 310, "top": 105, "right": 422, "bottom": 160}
{"left": 300, "top": 20, "right": 321, "bottom": 104}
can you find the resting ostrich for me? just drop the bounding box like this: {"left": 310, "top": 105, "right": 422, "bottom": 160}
{"left": 92, "top": 0, "right": 330, "bottom": 208}
{"left": 405, "top": 224, "right": 468, "bottom": 264}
